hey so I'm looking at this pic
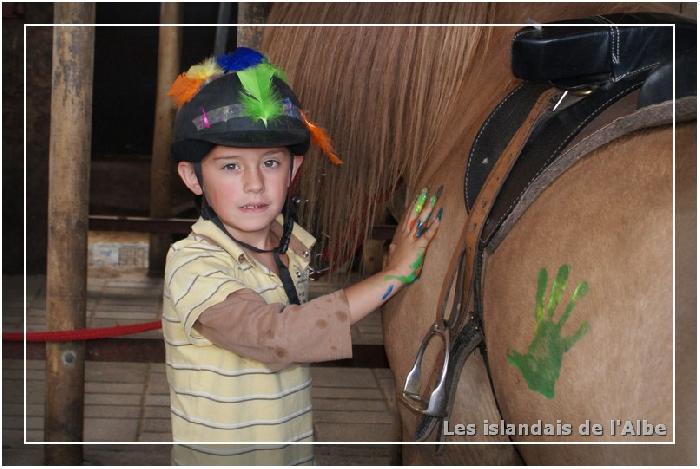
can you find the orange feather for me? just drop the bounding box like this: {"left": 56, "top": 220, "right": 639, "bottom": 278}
{"left": 168, "top": 73, "right": 204, "bottom": 108}
{"left": 300, "top": 110, "right": 343, "bottom": 165}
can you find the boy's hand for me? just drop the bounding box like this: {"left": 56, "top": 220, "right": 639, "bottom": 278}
{"left": 342, "top": 186, "right": 443, "bottom": 321}
{"left": 384, "top": 186, "right": 443, "bottom": 286}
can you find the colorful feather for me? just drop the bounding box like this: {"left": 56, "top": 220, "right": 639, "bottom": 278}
{"left": 216, "top": 47, "right": 265, "bottom": 72}
{"left": 185, "top": 57, "right": 223, "bottom": 81}
{"left": 236, "top": 62, "right": 286, "bottom": 126}
{"left": 168, "top": 73, "right": 204, "bottom": 107}
{"left": 300, "top": 110, "right": 343, "bottom": 165}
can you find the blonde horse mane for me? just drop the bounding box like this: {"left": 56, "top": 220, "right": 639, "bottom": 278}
{"left": 260, "top": 2, "right": 677, "bottom": 270}
{"left": 261, "top": 4, "right": 495, "bottom": 269}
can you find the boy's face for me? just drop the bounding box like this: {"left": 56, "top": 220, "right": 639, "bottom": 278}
{"left": 178, "top": 145, "right": 303, "bottom": 239}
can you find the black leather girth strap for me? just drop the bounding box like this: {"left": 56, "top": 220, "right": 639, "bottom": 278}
{"left": 465, "top": 82, "right": 552, "bottom": 211}
{"left": 482, "top": 70, "right": 652, "bottom": 246}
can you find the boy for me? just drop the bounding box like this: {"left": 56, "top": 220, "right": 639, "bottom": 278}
{"left": 162, "top": 48, "right": 442, "bottom": 465}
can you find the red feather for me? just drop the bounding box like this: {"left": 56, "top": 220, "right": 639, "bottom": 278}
{"left": 300, "top": 110, "right": 343, "bottom": 165}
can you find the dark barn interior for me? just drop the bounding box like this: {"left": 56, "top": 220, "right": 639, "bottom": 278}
{"left": 5, "top": 2, "right": 237, "bottom": 275}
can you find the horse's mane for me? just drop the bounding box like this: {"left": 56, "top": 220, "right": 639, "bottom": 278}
{"left": 260, "top": 2, "right": 677, "bottom": 271}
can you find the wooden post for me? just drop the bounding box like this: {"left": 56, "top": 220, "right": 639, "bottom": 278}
{"left": 45, "top": 4, "right": 95, "bottom": 464}
{"left": 363, "top": 208, "right": 387, "bottom": 274}
{"left": 236, "top": 2, "right": 270, "bottom": 48}
{"left": 148, "top": 3, "right": 182, "bottom": 276}
{"left": 213, "top": 2, "right": 233, "bottom": 55}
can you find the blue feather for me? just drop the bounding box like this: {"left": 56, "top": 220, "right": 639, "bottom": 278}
{"left": 216, "top": 47, "right": 265, "bottom": 72}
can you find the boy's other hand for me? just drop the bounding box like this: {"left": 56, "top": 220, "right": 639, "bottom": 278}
{"left": 384, "top": 186, "right": 443, "bottom": 285}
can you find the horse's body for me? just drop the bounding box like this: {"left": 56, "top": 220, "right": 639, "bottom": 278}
{"left": 263, "top": 3, "right": 696, "bottom": 464}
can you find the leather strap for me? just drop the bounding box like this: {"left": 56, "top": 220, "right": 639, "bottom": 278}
{"left": 228, "top": 218, "right": 301, "bottom": 306}
{"left": 482, "top": 71, "right": 651, "bottom": 247}
{"left": 411, "top": 86, "right": 558, "bottom": 441}
{"left": 465, "top": 83, "right": 552, "bottom": 211}
{"left": 448, "top": 86, "right": 559, "bottom": 334}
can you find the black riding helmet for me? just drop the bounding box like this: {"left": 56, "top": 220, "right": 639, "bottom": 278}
{"left": 168, "top": 47, "right": 339, "bottom": 305}
{"left": 171, "top": 67, "right": 310, "bottom": 162}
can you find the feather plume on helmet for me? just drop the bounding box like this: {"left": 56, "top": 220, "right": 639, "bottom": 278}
{"left": 168, "top": 47, "right": 341, "bottom": 165}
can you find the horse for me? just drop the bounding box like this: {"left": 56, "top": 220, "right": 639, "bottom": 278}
{"left": 261, "top": 3, "right": 696, "bottom": 464}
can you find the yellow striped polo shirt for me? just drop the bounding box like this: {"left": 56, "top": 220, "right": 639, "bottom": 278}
{"left": 162, "top": 216, "right": 315, "bottom": 465}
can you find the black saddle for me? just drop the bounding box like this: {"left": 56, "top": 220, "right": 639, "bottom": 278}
{"left": 466, "top": 12, "right": 696, "bottom": 230}
{"left": 512, "top": 12, "right": 696, "bottom": 90}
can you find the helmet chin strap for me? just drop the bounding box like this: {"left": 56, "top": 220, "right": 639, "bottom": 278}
{"left": 194, "top": 160, "right": 301, "bottom": 305}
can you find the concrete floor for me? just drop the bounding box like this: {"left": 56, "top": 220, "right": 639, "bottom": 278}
{"left": 2, "top": 272, "right": 402, "bottom": 465}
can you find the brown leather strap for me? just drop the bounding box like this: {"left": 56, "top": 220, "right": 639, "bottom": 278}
{"left": 412, "top": 85, "right": 558, "bottom": 437}
{"left": 433, "top": 86, "right": 559, "bottom": 334}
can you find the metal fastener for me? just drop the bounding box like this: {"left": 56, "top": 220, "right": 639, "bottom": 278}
{"left": 62, "top": 350, "right": 76, "bottom": 366}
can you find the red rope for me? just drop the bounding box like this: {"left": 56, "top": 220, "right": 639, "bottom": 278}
{"left": 2, "top": 321, "right": 162, "bottom": 343}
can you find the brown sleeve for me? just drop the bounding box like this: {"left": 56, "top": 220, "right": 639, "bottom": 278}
{"left": 193, "top": 288, "right": 353, "bottom": 365}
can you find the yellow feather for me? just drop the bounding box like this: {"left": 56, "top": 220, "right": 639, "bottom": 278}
{"left": 186, "top": 57, "right": 223, "bottom": 80}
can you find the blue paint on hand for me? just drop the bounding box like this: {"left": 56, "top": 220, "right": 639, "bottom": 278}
{"left": 382, "top": 285, "right": 394, "bottom": 300}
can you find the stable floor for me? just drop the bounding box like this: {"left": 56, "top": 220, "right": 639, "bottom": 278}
{"left": 2, "top": 273, "right": 401, "bottom": 465}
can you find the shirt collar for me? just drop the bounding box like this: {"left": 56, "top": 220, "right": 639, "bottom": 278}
{"left": 190, "top": 215, "right": 316, "bottom": 265}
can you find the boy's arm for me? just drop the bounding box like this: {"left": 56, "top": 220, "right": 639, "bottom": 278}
{"left": 195, "top": 186, "right": 442, "bottom": 365}
{"left": 343, "top": 267, "right": 405, "bottom": 325}
{"left": 193, "top": 265, "right": 411, "bottom": 365}
{"left": 194, "top": 288, "right": 353, "bottom": 365}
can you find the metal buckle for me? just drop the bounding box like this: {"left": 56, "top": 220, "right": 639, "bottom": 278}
{"left": 401, "top": 319, "right": 451, "bottom": 417}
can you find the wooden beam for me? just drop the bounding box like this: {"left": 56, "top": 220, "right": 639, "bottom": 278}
{"left": 213, "top": 2, "right": 233, "bottom": 55}
{"left": 89, "top": 215, "right": 194, "bottom": 234}
{"left": 45, "top": 4, "right": 95, "bottom": 464}
{"left": 363, "top": 209, "right": 388, "bottom": 274}
{"left": 236, "top": 3, "right": 270, "bottom": 48}
{"left": 148, "top": 3, "right": 182, "bottom": 277}
{"left": 89, "top": 215, "right": 398, "bottom": 239}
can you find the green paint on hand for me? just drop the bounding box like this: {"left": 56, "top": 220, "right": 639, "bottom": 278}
{"left": 414, "top": 188, "right": 429, "bottom": 214}
{"left": 507, "top": 265, "right": 590, "bottom": 399}
{"left": 384, "top": 250, "right": 425, "bottom": 285}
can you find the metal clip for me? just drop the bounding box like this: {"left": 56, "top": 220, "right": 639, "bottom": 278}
{"left": 308, "top": 265, "right": 330, "bottom": 281}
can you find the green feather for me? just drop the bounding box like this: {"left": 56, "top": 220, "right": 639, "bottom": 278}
{"left": 236, "top": 62, "right": 286, "bottom": 126}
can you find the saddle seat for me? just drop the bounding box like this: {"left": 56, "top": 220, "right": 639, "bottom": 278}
{"left": 512, "top": 12, "right": 696, "bottom": 90}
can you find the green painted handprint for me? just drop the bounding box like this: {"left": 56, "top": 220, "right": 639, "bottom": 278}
{"left": 507, "top": 265, "right": 590, "bottom": 399}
